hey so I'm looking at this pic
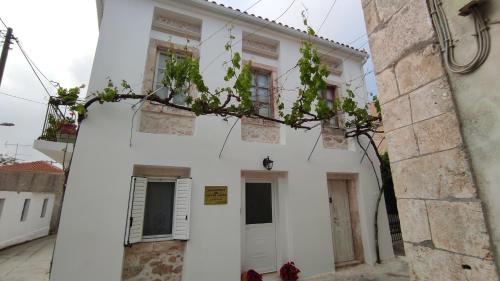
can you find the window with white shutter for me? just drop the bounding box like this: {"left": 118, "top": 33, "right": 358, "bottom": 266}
{"left": 125, "top": 177, "right": 147, "bottom": 245}
{"left": 125, "top": 177, "right": 192, "bottom": 245}
{"left": 173, "top": 178, "right": 192, "bottom": 240}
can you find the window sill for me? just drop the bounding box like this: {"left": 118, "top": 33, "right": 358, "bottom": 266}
{"left": 241, "top": 116, "right": 280, "bottom": 127}
{"left": 322, "top": 126, "right": 345, "bottom": 136}
{"left": 141, "top": 235, "right": 174, "bottom": 243}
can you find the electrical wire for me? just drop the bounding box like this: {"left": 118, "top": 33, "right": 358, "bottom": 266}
{"left": 0, "top": 91, "right": 46, "bottom": 105}
{"left": 14, "top": 40, "right": 53, "bottom": 97}
{"left": 201, "top": 0, "right": 297, "bottom": 73}
{"left": 198, "top": 0, "right": 264, "bottom": 47}
{"left": 429, "top": 0, "right": 490, "bottom": 74}
{"left": 0, "top": 16, "right": 7, "bottom": 29}
{"left": 347, "top": 32, "right": 367, "bottom": 46}
{"left": 317, "top": 0, "right": 338, "bottom": 32}
{"left": 15, "top": 39, "right": 57, "bottom": 90}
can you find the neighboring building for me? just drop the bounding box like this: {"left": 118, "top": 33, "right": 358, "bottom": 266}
{"left": 361, "top": 0, "right": 500, "bottom": 279}
{"left": 36, "top": 0, "right": 394, "bottom": 280}
{"left": 0, "top": 161, "right": 64, "bottom": 249}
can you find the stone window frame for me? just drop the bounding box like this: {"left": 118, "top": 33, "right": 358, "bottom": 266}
{"left": 241, "top": 61, "right": 279, "bottom": 128}
{"left": 142, "top": 39, "right": 200, "bottom": 117}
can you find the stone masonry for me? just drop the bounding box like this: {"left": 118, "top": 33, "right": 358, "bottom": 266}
{"left": 122, "top": 241, "right": 185, "bottom": 281}
{"left": 361, "top": 0, "right": 499, "bottom": 279}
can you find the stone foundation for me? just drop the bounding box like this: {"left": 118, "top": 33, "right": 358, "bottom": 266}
{"left": 122, "top": 241, "right": 185, "bottom": 281}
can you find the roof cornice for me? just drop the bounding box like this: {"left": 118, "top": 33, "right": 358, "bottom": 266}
{"left": 170, "top": 0, "right": 368, "bottom": 59}
{"left": 94, "top": 0, "right": 368, "bottom": 59}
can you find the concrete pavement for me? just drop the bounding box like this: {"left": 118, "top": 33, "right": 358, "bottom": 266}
{"left": 0, "top": 235, "right": 408, "bottom": 281}
{"left": 263, "top": 257, "right": 409, "bottom": 281}
{"left": 0, "top": 235, "right": 55, "bottom": 281}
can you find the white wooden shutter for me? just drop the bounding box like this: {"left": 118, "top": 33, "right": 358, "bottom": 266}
{"left": 173, "top": 178, "right": 192, "bottom": 240}
{"left": 125, "top": 177, "right": 147, "bottom": 245}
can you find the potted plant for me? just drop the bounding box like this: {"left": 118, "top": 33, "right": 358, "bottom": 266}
{"left": 55, "top": 115, "right": 77, "bottom": 142}
{"left": 241, "top": 269, "right": 263, "bottom": 281}
{"left": 280, "top": 261, "right": 301, "bottom": 281}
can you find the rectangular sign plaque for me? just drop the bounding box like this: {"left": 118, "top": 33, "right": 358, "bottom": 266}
{"left": 204, "top": 186, "right": 228, "bottom": 205}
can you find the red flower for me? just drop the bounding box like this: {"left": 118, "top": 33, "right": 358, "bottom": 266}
{"left": 242, "top": 269, "right": 263, "bottom": 281}
{"left": 280, "top": 261, "right": 301, "bottom": 281}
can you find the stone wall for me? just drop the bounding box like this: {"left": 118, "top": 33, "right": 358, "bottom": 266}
{"left": 241, "top": 118, "right": 280, "bottom": 144}
{"left": 322, "top": 128, "right": 348, "bottom": 150}
{"left": 0, "top": 171, "right": 64, "bottom": 234}
{"left": 361, "top": 0, "right": 499, "bottom": 279}
{"left": 139, "top": 102, "right": 195, "bottom": 136}
{"left": 122, "top": 241, "right": 185, "bottom": 281}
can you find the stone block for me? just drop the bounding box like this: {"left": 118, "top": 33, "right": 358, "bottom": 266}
{"left": 369, "top": 0, "right": 434, "bottom": 71}
{"left": 139, "top": 111, "right": 195, "bottom": 136}
{"left": 122, "top": 241, "right": 185, "bottom": 281}
{"left": 381, "top": 95, "right": 411, "bottom": 132}
{"left": 391, "top": 148, "right": 476, "bottom": 199}
{"left": 413, "top": 112, "right": 462, "bottom": 155}
{"left": 241, "top": 122, "right": 280, "bottom": 144}
{"left": 395, "top": 45, "right": 444, "bottom": 95}
{"left": 363, "top": 0, "right": 379, "bottom": 35}
{"left": 375, "top": 68, "right": 399, "bottom": 105}
{"left": 375, "top": 0, "right": 409, "bottom": 23}
{"left": 385, "top": 125, "right": 419, "bottom": 162}
{"left": 405, "top": 243, "right": 499, "bottom": 281}
{"left": 361, "top": 0, "right": 372, "bottom": 8}
{"left": 427, "top": 200, "right": 492, "bottom": 259}
{"left": 397, "top": 199, "right": 431, "bottom": 242}
{"left": 410, "top": 77, "right": 454, "bottom": 122}
{"left": 321, "top": 133, "right": 348, "bottom": 150}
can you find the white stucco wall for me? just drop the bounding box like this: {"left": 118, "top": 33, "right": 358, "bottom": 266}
{"left": 50, "top": 0, "right": 393, "bottom": 280}
{"left": 0, "top": 191, "right": 54, "bottom": 249}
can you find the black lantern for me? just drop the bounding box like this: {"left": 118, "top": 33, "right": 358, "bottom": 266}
{"left": 262, "top": 156, "right": 274, "bottom": 170}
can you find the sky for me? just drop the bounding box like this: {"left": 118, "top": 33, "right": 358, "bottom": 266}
{"left": 0, "top": 0, "right": 374, "bottom": 163}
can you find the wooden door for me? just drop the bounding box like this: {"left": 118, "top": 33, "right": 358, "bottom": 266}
{"left": 244, "top": 182, "right": 277, "bottom": 273}
{"left": 329, "top": 180, "right": 355, "bottom": 263}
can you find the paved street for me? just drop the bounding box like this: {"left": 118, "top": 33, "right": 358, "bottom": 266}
{"left": 305, "top": 257, "right": 409, "bottom": 281}
{"left": 263, "top": 257, "right": 409, "bottom": 281}
{"left": 0, "top": 235, "right": 55, "bottom": 281}
{"left": 0, "top": 235, "right": 408, "bottom": 281}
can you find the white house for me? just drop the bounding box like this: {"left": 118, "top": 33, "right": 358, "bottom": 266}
{"left": 0, "top": 161, "right": 64, "bottom": 249}
{"left": 36, "top": 0, "right": 394, "bottom": 280}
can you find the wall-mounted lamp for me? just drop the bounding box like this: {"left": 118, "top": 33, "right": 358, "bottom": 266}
{"left": 263, "top": 156, "right": 274, "bottom": 171}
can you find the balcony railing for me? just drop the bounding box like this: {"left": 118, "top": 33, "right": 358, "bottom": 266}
{"left": 39, "top": 99, "right": 77, "bottom": 143}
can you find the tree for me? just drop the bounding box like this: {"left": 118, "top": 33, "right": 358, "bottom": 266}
{"left": 52, "top": 17, "right": 386, "bottom": 262}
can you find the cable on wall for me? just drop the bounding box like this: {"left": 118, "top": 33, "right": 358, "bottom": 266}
{"left": 429, "top": 0, "right": 490, "bottom": 74}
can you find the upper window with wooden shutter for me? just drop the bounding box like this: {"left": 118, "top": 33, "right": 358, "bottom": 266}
{"left": 125, "top": 177, "right": 192, "bottom": 245}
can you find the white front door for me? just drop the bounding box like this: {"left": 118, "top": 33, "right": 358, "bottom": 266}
{"left": 244, "top": 182, "right": 277, "bottom": 273}
{"left": 329, "top": 179, "right": 355, "bottom": 263}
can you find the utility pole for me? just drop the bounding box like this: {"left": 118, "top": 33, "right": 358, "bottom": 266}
{"left": 0, "top": 27, "right": 13, "bottom": 86}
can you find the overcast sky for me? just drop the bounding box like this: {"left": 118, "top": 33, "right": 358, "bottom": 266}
{"left": 0, "top": 0, "right": 374, "bottom": 162}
